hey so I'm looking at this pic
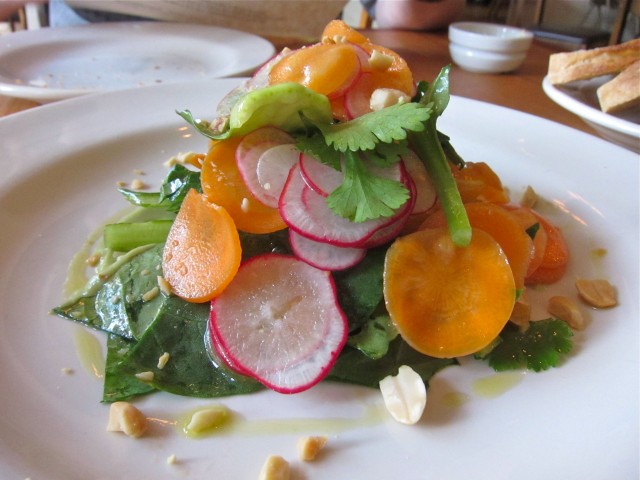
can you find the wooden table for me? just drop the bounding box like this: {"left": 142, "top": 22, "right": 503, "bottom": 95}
{"left": 0, "top": 29, "right": 596, "bottom": 137}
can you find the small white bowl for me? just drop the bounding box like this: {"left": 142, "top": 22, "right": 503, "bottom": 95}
{"left": 448, "top": 22, "right": 533, "bottom": 73}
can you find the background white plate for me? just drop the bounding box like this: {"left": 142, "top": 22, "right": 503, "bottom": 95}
{"left": 0, "top": 22, "right": 274, "bottom": 103}
{"left": 542, "top": 75, "right": 640, "bottom": 153}
{"left": 0, "top": 79, "right": 637, "bottom": 480}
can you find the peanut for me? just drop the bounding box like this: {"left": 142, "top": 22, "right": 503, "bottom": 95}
{"left": 258, "top": 455, "right": 289, "bottom": 480}
{"left": 106, "top": 402, "right": 148, "bottom": 438}
{"left": 297, "top": 435, "right": 328, "bottom": 461}
{"left": 575, "top": 278, "right": 618, "bottom": 308}
{"left": 548, "top": 296, "right": 585, "bottom": 330}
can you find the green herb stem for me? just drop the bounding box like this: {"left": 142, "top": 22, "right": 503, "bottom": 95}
{"left": 410, "top": 128, "right": 472, "bottom": 247}
{"left": 104, "top": 220, "right": 173, "bottom": 252}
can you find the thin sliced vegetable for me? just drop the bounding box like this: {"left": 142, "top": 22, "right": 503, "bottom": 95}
{"left": 384, "top": 227, "right": 516, "bottom": 358}
{"left": 210, "top": 254, "right": 348, "bottom": 393}
{"left": 420, "top": 202, "right": 534, "bottom": 289}
{"left": 162, "top": 189, "right": 241, "bottom": 303}
{"left": 525, "top": 212, "right": 569, "bottom": 285}
{"left": 201, "top": 136, "right": 287, "bottom": 234}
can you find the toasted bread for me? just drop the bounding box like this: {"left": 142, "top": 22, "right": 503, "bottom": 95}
{"left": 548, "top": 38, "right": 640, "bottom": 85}
{"left": 597, "top": 60, "right": 640, "bottom": 113}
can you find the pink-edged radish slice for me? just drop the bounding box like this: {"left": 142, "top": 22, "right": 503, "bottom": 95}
{"left": 205, "top": 323, "right": 253, "bottom": 376}
{"left": 289, "top": 229, "right": 366, "bottom": 271}
{"left": 236, "top": 126, "right": 295, "bottom": 207}
{"left": 402, "top": 150, "right": 437, "bottom": 215}
{"left": 299, "top": 153, "right": 343, "bottom": 197}
{"left": 279, "top": 165, "right": 391, "bottom": 247}
{"left": 344, "top": 72, "right": 375, "bottom": 119}
{"left": 255, "top": 143, "right": 300, "bottom": 208}
{"left": 210, "top": 254, "right": 348, "bottom": 393}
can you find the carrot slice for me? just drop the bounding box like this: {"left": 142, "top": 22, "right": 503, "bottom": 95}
{"left": 201, "top": 136, "right": 287, "bottom": 234}
{"left": 322, "top": 19, "right": 369, "bottom": 45}
{"left": 162, "top": 189, "right": 241, "bottom": 303}
{"left": 384, "top": 227, "right": 515, "bottom": 358}
{"left": 420, "top": 202, "right": 533, "bottom": 289}
{"left": 453, "top": 162, "right": 510, "bottom": 204}
{"left": 525, "top": 212, "right": 569, "bottom": 285}
{"left": 504, "top": 205, "right": 549, "bottom": 277}
{"left": 269, "top": 43, "right": 362, "bottom": 98}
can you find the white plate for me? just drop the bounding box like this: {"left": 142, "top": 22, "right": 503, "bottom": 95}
{"left": 542, "top": 75, "right": 640, "bottom": 153}
{"left": 0, "top": 22, "right": 274, "bottom": 103}
{"left": 0, "top": 80, "right": 637, "bottom": 480}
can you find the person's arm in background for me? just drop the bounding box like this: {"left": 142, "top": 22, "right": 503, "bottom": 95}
{"left": 373, "top": 0, "right": 466, "bottom": 31}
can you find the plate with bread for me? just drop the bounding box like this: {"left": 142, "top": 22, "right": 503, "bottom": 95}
{"left": 543, "top": 38, "right": 639, "bottom": 153}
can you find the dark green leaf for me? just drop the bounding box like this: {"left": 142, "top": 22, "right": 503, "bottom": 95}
{"left": 328, "top": 337, "right": 456, "bottom": 388}
{"left": 484, "top": 319, "right": 573, "bottom": 372}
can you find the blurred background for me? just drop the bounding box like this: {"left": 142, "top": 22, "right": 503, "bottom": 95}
{"left": 2, "top": 0, "right": 639, "bottom": 49}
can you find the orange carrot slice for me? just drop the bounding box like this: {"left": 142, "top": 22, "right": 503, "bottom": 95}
{"left": 453, "top": 162, "right": 510, "bottom": 204}
{"left": 322, "top": 19, "right": 369, "bottom": 45}
{"left": 525, "top": 212, "right": 569, "bottom": 285}
{"left": 504, "top": 205, "right": 549, "bottom": 277}
{"left": 269, "top": 43, "right": 362, "bottom": 98}
{"left": 162, "top": 189, "right": 241, "bottom": 303}
{"left": 384, "top": 227, "right": 516, "bottom": 358}
{"left": 201, "top": 136, "right": 287, "bottom": 234}
{"left": 420, "top": 202, "right": 533, "bottom": 289}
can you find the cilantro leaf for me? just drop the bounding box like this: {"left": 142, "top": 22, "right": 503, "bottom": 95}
{"left": 320, "top": 102, "right": 431, "bottom": 152}
{"left": 296, "top": 133, "right": 342, "bottom": 170}
{"left": 327, "top": 151, "right": 410, "bottom": 222}
{"left": 484, "top": 319, "right": 573, "bottom": 372}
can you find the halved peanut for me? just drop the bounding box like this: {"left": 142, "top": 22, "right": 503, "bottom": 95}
{"left": 297, "top": 435, "right": 328, "bottom": 461}
{"left": 548, "top": 296, "right": 585, "bottom": 330}
{"left": 106, "top": 402, "right": 148, "bottom": 438}
{"left": 258, "top": 455, "right": 289, "bottom": 480}
{"left": 575, "top": 278, "right": 617, "bottom": 308}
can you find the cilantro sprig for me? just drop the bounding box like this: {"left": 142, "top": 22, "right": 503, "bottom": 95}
{"left": 481, "top": 319, "right": 574, "bottom": 372}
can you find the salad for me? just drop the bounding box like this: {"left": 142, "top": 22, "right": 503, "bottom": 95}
{"left": 53, "top": 21, "right": 581, "bottom": 406}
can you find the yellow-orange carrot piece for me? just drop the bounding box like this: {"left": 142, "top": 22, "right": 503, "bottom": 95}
{"left": 384, "top": 227, "right": 516, "bottom": 358}
{"left": 162, "top": 189, "right": 241, "bottom": 303}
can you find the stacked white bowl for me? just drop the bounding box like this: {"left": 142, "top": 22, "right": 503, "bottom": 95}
{"left": 448, "top": 22, "right": 534, "bottom": 74}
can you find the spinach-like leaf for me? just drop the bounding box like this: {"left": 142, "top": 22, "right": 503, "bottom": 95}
{"left": 328, "top": 337, "right": 456, "bottom": 388}
{"left": 104, "top": 296, "right": 262, "bottom": 401}
{"left": 333, "top": 246, "right": 387, "bottom": 332}
{"left": 103, "top": 334, "right": 156, "bottom": 402}
{"left": 118, "top": 164, "right": 201, "bottom": 213}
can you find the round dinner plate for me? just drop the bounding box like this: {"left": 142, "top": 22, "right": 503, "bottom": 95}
{"left": 542, "top": 75, "right": 640, "bottom": 153}
{"left": 0, "top": 79, "right": 637, "bottom": 480}
{"left": 0, "top": 22, "right": 275, "bottom": 103}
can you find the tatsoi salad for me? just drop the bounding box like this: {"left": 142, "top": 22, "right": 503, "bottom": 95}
{"left": 54, "top": 21, "right": 575, "bottom": 403}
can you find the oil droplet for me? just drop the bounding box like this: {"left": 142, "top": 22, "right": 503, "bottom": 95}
{"left": 73, "top": 327, "right": 105, "bottom": 379}
{"left": 178, "top": 404, "right": 384, "bottom": 439}
{"left": 472, "top": 372, "right": 524, "bottom": 399}
{"left": 441, "top": 391, "right": 470, "bottom": 408}
{"left": 180, "top": 405, "right": 232, "bottom": 438}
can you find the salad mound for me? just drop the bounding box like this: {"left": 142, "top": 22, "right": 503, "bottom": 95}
{"left": 53, "top": 20, "right": 575, "bottom": 403}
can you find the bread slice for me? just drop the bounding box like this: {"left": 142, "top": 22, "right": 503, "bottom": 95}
{"left": 548, "top": 38, "right": 640, "bottom": 85}
{"left": 597, "top": 59, "right": 640, "bottom": 113}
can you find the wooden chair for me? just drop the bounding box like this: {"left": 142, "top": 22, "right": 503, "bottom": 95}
{"left": 515, "top": 0, "right": 636, "bottom": 48}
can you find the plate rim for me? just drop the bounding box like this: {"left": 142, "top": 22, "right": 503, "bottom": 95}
{"left": 542, "top": 74, "right": 640, "bottom": 139}
{"left": 0, "top": 21, "right": 275, "bottom": 102}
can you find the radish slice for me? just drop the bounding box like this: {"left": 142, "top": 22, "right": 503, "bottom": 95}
{"left": 402, "top": 151, "right": 437, "bottom": 215}
{"left": 289, "top": 230, "right": 366, "bottom": 271}
{"left": 279, "top": 165, "right": 391, "bottom": 247}
{"left": 236, "top": 127, "right": 295, "bottom": 207}
{"left": 299, "top": 153, "right": 343, "bottom": 197}
{"left": 205, "top": 323, "right": 253, "bottom": 376}
{"left": 210, "top": 254, "right": 348, "bottom": 393}
{"left": 255, "top": 144, "right": 300, "bottom": 207}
